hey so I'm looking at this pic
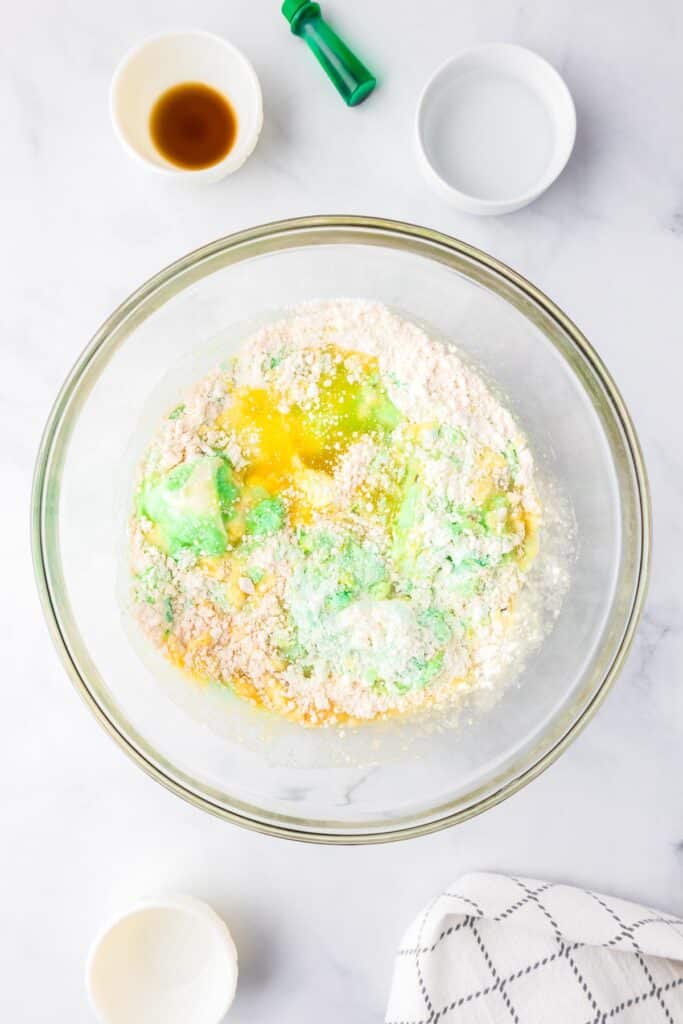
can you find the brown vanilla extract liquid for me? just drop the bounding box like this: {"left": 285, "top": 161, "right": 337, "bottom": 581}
{"left": 150, "top": 82, "right": 238, "bottom": 170}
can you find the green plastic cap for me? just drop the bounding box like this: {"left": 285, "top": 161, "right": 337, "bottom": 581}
{"left": 282, "top": 0, "right": 320, "bottom": 32}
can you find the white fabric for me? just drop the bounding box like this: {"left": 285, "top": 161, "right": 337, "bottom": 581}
{"left": 386, "top": 873, "right": 683, "bottom": 1023}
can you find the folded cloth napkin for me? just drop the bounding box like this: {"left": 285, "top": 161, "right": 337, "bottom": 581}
{"left": 386, "top": 873, "right": 683, "bottom": 1023}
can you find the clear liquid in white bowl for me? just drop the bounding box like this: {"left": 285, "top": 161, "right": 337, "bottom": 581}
{"left": 424, "top": 70, "right": 556, "bottom": 200}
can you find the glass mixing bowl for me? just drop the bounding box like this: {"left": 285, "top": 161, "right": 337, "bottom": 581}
{"left": 32, "top": 217, "right": 650, "bottom": 843}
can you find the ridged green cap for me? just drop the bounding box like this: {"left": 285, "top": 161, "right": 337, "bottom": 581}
{"left": 281, "top": 0, "right": 320, "bottom": 32}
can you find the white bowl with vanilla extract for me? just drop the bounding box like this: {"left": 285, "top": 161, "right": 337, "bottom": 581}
{"left": 110, "top": 30, "right": 263, "bottom": 182}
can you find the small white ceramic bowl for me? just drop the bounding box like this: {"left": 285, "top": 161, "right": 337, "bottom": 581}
{"left": 416, "top": 44, "right": 576, "bottom": 215}
{"left": 86, "top": 894, "right": 238, "bottom": 1023}
{"left": 111, "top": 30, "right": 263, "bottom": 182}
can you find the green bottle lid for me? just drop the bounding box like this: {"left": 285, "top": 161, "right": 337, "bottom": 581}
{"left": 282, "top": 0, "right": 321, "bottom": 32}
{"left": 281, "top": 0, "right": 376, "bottom": 107}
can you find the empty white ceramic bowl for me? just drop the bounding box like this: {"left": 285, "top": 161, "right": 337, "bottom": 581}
{"left": 110, "top": 30, "right": 263, "bottom": 182}
{"left": 416, "top": 44, "right": 576, "bottom": 215}
{"left": 86, "top": 894, "right": 238, "bottom": 1024}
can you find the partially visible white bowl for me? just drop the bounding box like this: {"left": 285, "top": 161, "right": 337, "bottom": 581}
{"left": 86, "top": 894, "right": 238, "bottom": 1024}
{"left": 416, "top": 44, "right": 576, "bottom": 215}
{"left": 110, "top": 30, "right": 263, "bottom": 183}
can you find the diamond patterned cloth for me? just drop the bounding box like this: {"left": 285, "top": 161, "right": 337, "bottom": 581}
{"left": 386, "top": 873, "right": 683, "bottom": 1023}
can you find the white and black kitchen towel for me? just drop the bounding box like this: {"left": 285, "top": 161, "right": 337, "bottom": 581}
{"left": 387, "top": 873, "right": 683, "bottom": 1023}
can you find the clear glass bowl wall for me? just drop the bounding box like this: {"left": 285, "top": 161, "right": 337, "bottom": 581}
{"left": 33, "top": 218, "right": 649, "bottom": 842}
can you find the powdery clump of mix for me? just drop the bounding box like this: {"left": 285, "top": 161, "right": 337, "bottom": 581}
{"left": 130, "top": 300, "right": 544, "bottom": 726}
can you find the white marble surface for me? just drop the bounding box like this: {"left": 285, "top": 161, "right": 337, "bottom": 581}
{"left": 3, "top": 0, "right": 682, "bottom": 1019}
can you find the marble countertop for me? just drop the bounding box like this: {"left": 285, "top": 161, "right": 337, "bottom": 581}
{"left": 4, "top": 0, "right": 682, "bottom": 1019}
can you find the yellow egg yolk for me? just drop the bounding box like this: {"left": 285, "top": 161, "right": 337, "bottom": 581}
{"left": 216, "top": 348, "right": 400, "bottom": 517}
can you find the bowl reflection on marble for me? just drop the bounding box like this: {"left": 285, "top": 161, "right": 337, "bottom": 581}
{"left": 32, "top": 217, "right": 649, "bottom": 843}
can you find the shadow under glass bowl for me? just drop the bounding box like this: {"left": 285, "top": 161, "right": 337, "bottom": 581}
{"left": 32, "top": 216, "right": 650, "bottom": 843}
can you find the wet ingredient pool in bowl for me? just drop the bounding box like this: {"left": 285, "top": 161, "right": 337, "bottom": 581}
{"left": 149, "top": 82, "right": 238, "bottom": 170}
{"left": 423, "top": 70, "right": 555, "bottom": 200}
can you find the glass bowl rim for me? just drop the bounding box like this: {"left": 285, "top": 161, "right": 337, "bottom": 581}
{"left": 31, "top": 215, "right": 651, "bottom": 844}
